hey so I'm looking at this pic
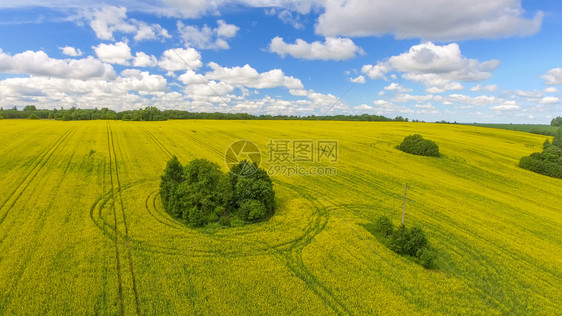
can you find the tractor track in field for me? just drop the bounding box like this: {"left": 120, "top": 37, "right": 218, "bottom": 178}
{"left": 144, "top": 129, "right": 173, "bottom": 159}
{"left": 107, "top": 123, "right": 141, "bottom": 316}
{"left": 0, "top": 128, "right": 75, "bottom": 312}
{"left": 91, "top": 181, "right": 268, "bottom": 258}
{"left": 93, "top": 128, "right": 349, "bottom": 314}
{"left": 172, "top": 127, "right": 225, "bottom": 159}
{"left": 0, "top": 127, "right": 75, "bottom": 227}
{"left": 0, "top": 153, "right": 77, "bottom": 313}
{"left": 269, "top": 180, "right": 351, "bottom": 316}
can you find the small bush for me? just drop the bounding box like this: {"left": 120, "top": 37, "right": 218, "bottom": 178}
{"left": 388, "top": 225, "right": 409, "bottom": 255}
{"left": 367, "top": 216, "right": 436, "bottom": 269}
{"left": 373, "top": 216, "right": 394, "bottom": 237}
{"left": 417, "top": 247, "right": 435, "bottom": 269}
{"left": 397, "top": 134, "right": 440, "bottom": 157}
{"left": 0, "top": 114, "right": 4, "bottom": 120}
{"left": 28, "top": 114, "right": 40, "bottom": 120}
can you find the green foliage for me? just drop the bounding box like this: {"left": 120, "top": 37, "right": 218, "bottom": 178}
{"left": 519, "top": 130, "right": 562, "bottom": 179}
{"left": 178, "top": 159, "right": 232, "bottom": 226}
{"left": 470, "top": 123, "right": 560, "bottom": 136}
{"left": 373, "top": 216, "right": 394, "bottom": 237}
{"left": 0, "top": 114, "right": 4, "bottom": 120}
{"left": 160, "top": 158, "right": 274, "bottom": 227}
{"left": 28, "top": 113, "right": 40, "bottom": 120}
{"left": 366, "top": 216, "right": 436, "bottom": 269}
{"left": 417, "top": 247, "right": 435, "bottom": 269}
{"left": 0, "top": 105, "right": 408, "bottom": 122}
{"left": 553, "top": 127, "right": 562, "bottom": 148}
{"left": 239, "top": 199, "right": 267, "bottom": 221}
{"left": 397, "top": 134, "right": 440, "bottom": 157}
{"left": 160, "top": 156, "right": 184, "bottom": 216}
{"left": 551, "top": 116, "right": 562, "bottom": 126}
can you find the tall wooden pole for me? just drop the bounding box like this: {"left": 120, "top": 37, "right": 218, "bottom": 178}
{"left": 402, "top": 183, "right": 408, "bottom": 225}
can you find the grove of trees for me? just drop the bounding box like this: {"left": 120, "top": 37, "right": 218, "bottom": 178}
{"left": 551, "top": 116, "right": 562, "bottom": 126}
{"left": 160, "top": 158, "right": 275, "bottom": 227}
{"left": 519, "top": 127, "right": 562, "bottom": 179}
{"left": 397, "top": 134, "right": 440, "bottom": 157}
{"left": 0, "top": 106, "right": 408, "bottom": 122}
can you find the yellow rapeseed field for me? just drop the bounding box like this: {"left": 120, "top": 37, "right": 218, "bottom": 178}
{"left": 0, "top": 119, "right": 560, "bottom": 315}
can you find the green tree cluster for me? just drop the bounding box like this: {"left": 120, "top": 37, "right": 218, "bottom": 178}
{"left": 0, "top": 106, "right": 409, "bottom": 122}
{"left": 397, "top": 134, "right": 440, "bottom": 157}
{"left": 160, "top": 158, "right": 275, "bottom": 227}
{"left": 368, "top": 216, "right": 435, "bottom": 269}
{"left": 519, "top": 127, "right": 562, "bottom": 179}
{"left": 551, "top": 116, "right": 562, "bottom": 126}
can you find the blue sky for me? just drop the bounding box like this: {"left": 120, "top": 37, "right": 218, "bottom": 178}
{"left": 0, "top": 1, "right": 561, "bottom": 123}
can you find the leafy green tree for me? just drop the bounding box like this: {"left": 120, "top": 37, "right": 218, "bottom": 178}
{"left": 160, "top": 156, "right": 184, "bottom": 217}
{"left": 229, "top": 161, "right": 275, "bottom": 215}
{"left": 238, "top": 199, "right": 267, "bottom": 221}
{"left": 28, "top": 114, "right": 40, "bottom": 120}
{"left": 23, "top": 105, "right": 37, "bottom": 112}
{"left": 179, "top": 159, "right": 232, "bottom": 225}
{"left": 542, "top": 145, "right": 562, "bottom": 162}
{"left": 551, "top": 116, "right": 562, "bottom": 126}
{"left": 0, "top": 114, "right": 4, "bottom": 120}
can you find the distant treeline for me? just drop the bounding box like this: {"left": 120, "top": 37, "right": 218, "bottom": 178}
{"left": 0, "top": 105, "right": 408, "bottom": 122}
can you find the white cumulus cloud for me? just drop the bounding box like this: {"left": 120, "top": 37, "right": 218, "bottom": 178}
{"left": 158, "top": 48, "right": 203, "bottom": 75}
{"left": 204, "top": 62, "right": 304, "bottom": 90}
{"left": 542, "top": 68, "right": 562, "bottom": 85}
{"left": 60, "top": 46, "right": 83, "bottom": 57}
{"left": 470, "top": 84, "right": 498, "bottom": 92}
{"left": 315, "top": 0, "right": 543, "bottom": 41}
{"left": 0, "top": 49, "right": 115, "bottom": 80}
{"left": 540, "top": 96, "right": 560, "bottom": 104}
{"left": 93, "top": 42, "right": 132, "bottom": 65}
{"left": 177, "top": 20, "right": 239, "bottom": 50}
{"left": 84, "top": 5, "right": 169, "bottom": 41}
{"left": 269, "top": 36, "right": 363, "bottom": 61}
{"left": 359, "top": 42, "right": 500, "bottom": 92}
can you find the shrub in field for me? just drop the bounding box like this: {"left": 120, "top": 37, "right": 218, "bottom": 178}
{"left": 160, "top": 157, "right": 274, "bottom": 227}
{"left": 0, "top": 114, "right": 4, "bottom": 120}
{"left": 397, "top": 134, "right": 440, "bottom": 157}
{"left": 365, "top": 216, "right": 436, "bottom": 269}
{"left": 519, "top": 130, "right": 562, "bottom": 179}
{"left": 373, "top": 216, "right": 394, "bottom": 237}
{"left": 28, "top": 113, "right": 40, "bottom": 120}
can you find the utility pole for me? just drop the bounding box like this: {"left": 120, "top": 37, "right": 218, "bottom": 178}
{"left": 401, "top": 183, "right": 408, "bottom": 225}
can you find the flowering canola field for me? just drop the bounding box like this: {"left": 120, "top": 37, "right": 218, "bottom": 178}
{"left": 0, "top": 120, "right": 560, "bottom": 315}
